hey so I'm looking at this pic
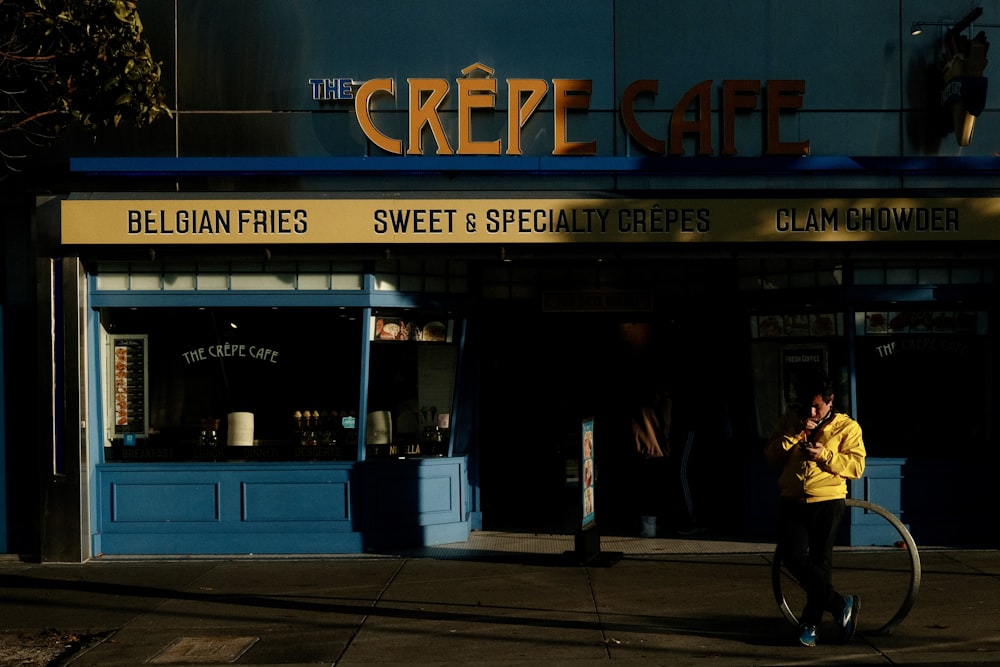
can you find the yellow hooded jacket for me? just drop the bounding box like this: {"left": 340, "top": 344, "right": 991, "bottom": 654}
{"left": 764, "top": 410, "right": 866, "bottom": 503}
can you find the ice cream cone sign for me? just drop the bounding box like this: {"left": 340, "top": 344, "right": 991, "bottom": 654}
{"left": 941, "top": 28, "right": 990, "bottom": 146}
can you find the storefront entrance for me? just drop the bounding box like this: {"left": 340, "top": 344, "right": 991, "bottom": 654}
{"left": 476, "top": 258, "right": 743, "bottom": 537}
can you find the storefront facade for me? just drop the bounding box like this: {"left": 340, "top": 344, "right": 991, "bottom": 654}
{"left": 4, "top": 0, "right": 1000, "bottom": 559}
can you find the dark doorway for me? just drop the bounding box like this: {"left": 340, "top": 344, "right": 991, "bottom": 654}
{"left": 475, "top": 259, "right": 742, "bottom": 538}
{"left": 476, "top": 307, "right": 729, "bottom": 536}
{"left": 478, "top": 309, "right": 651, "bottom": 533}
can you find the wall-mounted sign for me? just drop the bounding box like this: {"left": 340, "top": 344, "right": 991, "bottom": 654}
{"left": 781, "top": 345, "right": 828, "bottom": 410}
{"left": 62, "top": 196, "right": 998, "bottom": 246}
{"left": 180, "top": 343, "right": 280, "bottom": 364}
{"left": 308, "top": 63, "right": 809, "bottom": 157}
{"left": 109, "top": 335, "right": 148, "bottom": 437}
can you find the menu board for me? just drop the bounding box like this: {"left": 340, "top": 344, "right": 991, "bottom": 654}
{"left": 110, "top": 335, "right": 148, "bottom": 436}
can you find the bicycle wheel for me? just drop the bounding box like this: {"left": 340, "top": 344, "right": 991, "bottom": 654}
{"left": 771, "top": 498, "right": 921, "bottom": 635}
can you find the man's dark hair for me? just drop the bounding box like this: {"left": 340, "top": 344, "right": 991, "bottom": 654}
{"left": 795, "top": 372, "right": 836, "bottom": 404}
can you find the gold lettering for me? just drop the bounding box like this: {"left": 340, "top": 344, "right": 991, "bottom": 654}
{"left": 506, "top": 79, "right": 548, "bottom": 155}
{"left": 351, "top": 74, "right": 809, "bottom": 158}
{"left": 407, "top": 78, "right": 453, "bottom": 155}
{"left": 766, "top": 79, "right": 809, "bottom": 156}
{"left": 457, "top": 75, "right": 501, "bottom": 155}
{"left": 721, "top": 80, "right": 760, "bottom": 156}
{"left": 669, "top": 80, "right": 713, "bottom": 156}
{"left": 354, "top": 78, "right": 403, "bottom": 155}
{"left": 621, "top": 79, "right": 665, "bottom": 154}
{"left": 552, "top": 79, "right": 597, "bottom": 155}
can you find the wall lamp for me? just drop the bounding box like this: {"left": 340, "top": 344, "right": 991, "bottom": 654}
{"left": 910, "top": 22, "right": 940, "bottom": 36}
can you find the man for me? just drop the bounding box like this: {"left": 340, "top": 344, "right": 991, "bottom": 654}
{"left": 764, "top": 373, "right": 866, "bottom": 647}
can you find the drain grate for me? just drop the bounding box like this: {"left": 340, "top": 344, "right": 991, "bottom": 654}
{"left": 149, "top": 636, "right": 259, "bottom": 664}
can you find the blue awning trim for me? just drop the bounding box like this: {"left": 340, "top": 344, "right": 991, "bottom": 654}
{"left": 68, "top": 155, "right": 1000, "bottom": 176}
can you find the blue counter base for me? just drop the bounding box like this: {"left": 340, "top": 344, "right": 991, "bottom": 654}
{"left": 95, "top": 531, "right": 364, "bottom": 556}
{"left": 847, "top": 458, "right": 906, "bottom": 547}
{"left": 94, "top": 457, "right": 470, "bottom": 556}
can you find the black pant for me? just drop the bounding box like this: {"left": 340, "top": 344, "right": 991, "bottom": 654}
{"left": 636, "top": 455, "right": 669, "bottom": 517}
{"left": 777, "top": 498, "right": 847, "bottom": 626}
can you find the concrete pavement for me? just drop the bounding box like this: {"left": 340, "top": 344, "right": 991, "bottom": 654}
{"left": 1, "top": 532, "right": 998, "bottom": 665}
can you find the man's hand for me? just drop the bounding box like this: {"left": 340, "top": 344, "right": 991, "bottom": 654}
{"left": 800, "top": 442, "right": 826, "bottom": 462}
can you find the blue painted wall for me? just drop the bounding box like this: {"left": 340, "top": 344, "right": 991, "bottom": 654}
{"left": 76, "top": 0, "right": 1000, "bottom": 164}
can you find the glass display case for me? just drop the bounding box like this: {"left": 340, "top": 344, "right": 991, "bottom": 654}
{"left": 365, "top": 309, "right": 458, "bottom": 458}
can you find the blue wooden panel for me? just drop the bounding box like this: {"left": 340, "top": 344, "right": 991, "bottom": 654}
{"left": 361, "top": 458, "right": 469, "bottom": 541}
{"left": 373, "top": 475, "right": 454, "bottom": 516}
{"left": 94, "top": 459, "right": 469, "bottom": 554}
{"left": 242, "top": 481, "right": 349, "bottom": 522}
{"left": 863, "top": 477, "right": 902, "bottom": 515}
{"left": 96, "top": 463, "right": 359, "bottom": 554}
{"left": 847, "top": 458, "right": 907, "bottom": 546}
{"left": 359, "top": 457, "right": 471, "bottom": 550}
{"left": 112, "top": 482, "right": 219, "bottom": 522}
{"left": 95, "top": 530, "right": 364, "bottom": 555}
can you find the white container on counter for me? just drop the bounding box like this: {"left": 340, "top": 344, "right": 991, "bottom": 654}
{"left": 227, "top": 412, "right": 254, "bottom": 446}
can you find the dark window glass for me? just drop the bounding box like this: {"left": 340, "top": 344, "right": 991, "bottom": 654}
{"left": 101, "top": 307, "right": 362, "bottom": 461}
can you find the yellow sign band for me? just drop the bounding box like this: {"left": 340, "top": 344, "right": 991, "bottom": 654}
{"left": 61, "top": 197, "right": 995, "bottom": 245}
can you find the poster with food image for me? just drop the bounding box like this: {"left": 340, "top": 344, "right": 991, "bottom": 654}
{"left": 372, "top": 316, "right": 453, "bottom": 342}
{"left": 784, "top": 314, "right": 811, "bottom": 337}
{"left": 421, "top": 320, "right": 448, "bottom": 341}
{"left": 865, "top": 312, "right": 888, "bottom": 334}
{"left": 373, "top": 317, "right": 409, "bottom": 340}
{"left": 932, "top": 312, "right": 955, "bottom": 332}
{"left": 909, "top": 312, "right": 932, "bottom": 332}
{"left": 758, "top": 315, "right": 783, "bottom": 338}
{"left": 810, "top": 313, "right": 836, "bottom": 337}
{"left": 888, "top": 311, "right": 911, "bottom": 333}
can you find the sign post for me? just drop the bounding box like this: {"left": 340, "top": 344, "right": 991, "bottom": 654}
{"left": 573, "top": 417, "right": 620, "bottom": 566}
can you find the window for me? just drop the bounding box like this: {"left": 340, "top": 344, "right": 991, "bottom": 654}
{"left": 101, "top": 307, "right": 363, "bottom": 461}
{"left": 365, "top": 309, "right": 458, "bottom": 458}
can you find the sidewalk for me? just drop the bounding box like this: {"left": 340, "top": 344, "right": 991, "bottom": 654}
{"left": 1, "top": 532, "right": 998, "bottom": 666}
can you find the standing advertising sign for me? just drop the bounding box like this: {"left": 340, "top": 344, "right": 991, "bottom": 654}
{"left": 581, "top": 417, "right": 596, "bottom": 529}
{"left": 573, "top": 417, "right": 620, "bottom": 566}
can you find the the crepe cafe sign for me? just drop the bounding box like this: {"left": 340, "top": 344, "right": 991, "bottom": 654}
{"left": 308, "top": 63, "right": 809, "bottom": 157}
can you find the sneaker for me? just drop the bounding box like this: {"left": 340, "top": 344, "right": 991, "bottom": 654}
{"left": 798, "top": 623, "right": 817, "bottom": 647}
{"left": 839, "top": 595, "right": 860, "bottom": 643}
